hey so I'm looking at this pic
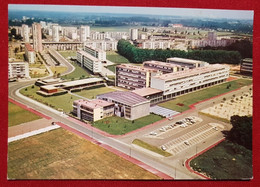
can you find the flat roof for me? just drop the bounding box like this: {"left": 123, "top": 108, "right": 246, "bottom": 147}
{"left": 116, "top": 64, "right": 157, "bottom": 73}
{"left": 25, "top": 43, "right": 34, "bottom": 52}
{"left": 143, "top": 61, "right": 181, "bottom": 68}
{"left": 77, "top": 50, "right": 99, "bottom": 62}
{"left": 132, "top": 87, "right": 163, "bottom": 97}
{"left": 74, "top": 99, "right": 113, "bottom": 109}
{"left": 41, "top": 78, "right": 103, "bottom": 90}
{"left": 154, "top": 64, "right": 229, "bottom": 81}
{"left": 167, "top": 57, "right": 206, "bottom": 64}
{"left": 98, "top": 91, "right": 149, "bottom": 106}
{"left": 42, "top": 78, "right": 61, "bottom": 83}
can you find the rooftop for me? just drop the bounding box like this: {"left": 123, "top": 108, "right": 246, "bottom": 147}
{"left": 116, "top": 64, "right": 157, "bottom": 73}
{"left": 98, "top": 91, "right": 149, "bottom": 106}
{"left": 41, "top": 78, "right": 103, "bottom": 90}
{"left": 167, "top": 57, "right": 206, "bottom": 64}
{"left": 132, "top": 87, "right": 163, "bottom": 97}
{"left": 74, "top": 99, "right": 114, "bottom": 109}
{"left": 143, "top": 60, "right": 181, "bottom": 68}
{"left": 154, "top": 64, "right": 229, "bottom": 81}
{"left": 25, "top": 43, "right": 34, "bottom": 52}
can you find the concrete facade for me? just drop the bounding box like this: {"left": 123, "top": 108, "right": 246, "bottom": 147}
{"left": 32, "top": 23, "right": 43, "bottom": 52}
{"left": 24, "top": 43, "right": 35, "bottom": 63}
{"left": 8, "top": 62, "right": 30, "bottom": 79}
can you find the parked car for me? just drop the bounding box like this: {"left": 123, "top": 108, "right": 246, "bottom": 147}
{"left": 184, "top": 141, "right": 190, "bottom": 145}
{"left": 161, "top": 145, "right": 166, "bottom": 151}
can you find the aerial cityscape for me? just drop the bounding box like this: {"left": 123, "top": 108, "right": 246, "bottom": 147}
{"left": 8, "top": 4, "right": 253, "bottom": 180}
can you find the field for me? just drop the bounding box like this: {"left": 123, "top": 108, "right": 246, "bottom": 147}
{"left": 8, "top": 128, "right": 161, "bottom": 179}
{"left": 159, "top": 79, "right": 252, "bottom": 112}
{"left": 190, "top": 140, "right": 252, "bottom": 179}
{"left": 73, "top": 86, "right": 115, "bottom": 99}
{"left": 106, "top": 51, "right": 130, "bottom": 64}
{"left": 93, "top": 114, "right": 163, "bottom": 135}
{"left": 20, "top": 86, "right": 81, "bottom": 113}
{"left": 8, "top": 102, "right": 42, "bottom": 127}
{"left": 59, "top": 51, "right": 91, "bottom": 80}
{"left": 132, "top": 139, "right": 172, "bottom": 157}
{"left": 50, "top": 66, "right": 68, "bottom": 75}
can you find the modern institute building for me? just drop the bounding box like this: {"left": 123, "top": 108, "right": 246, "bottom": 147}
{"left": 72, "top": 99, "right": 114, "bottom": 122}
{"left": 240, "top": 58, "right": 253, "bottom": 75}
{"left": 166, "top": 57, "right": 209, "bottom": 69}
{"left": 143, "top": 60, "right": 182, "bottom": 74}
{"left": 115, "top": 64, "right": 159, "bottom": 90}
{"left": 151, "top": 64, "right": 230, "bottom": 100}
{"left": 97, "top": 91, "right": 150, "bottom": 120}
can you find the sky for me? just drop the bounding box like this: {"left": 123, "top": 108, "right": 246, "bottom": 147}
{"left": 8, "top": 4, "right": 254, "bottom": 20}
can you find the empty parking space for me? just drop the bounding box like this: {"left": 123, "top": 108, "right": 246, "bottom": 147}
{"left": 161, "top": 123, "right": 223, "bottom": 155}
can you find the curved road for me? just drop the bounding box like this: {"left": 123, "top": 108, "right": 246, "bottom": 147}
{"left": 8, "top": 55, "right": 203, "bottom": 180}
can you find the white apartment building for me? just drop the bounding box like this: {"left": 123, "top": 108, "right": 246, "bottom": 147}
{"left": 84, "top": 45, "right": 106, "bottom": 62}
{"left": 24, "top": 43, "right": 35, "bottom": 63}
{"left": 22, "top": 24, "right": 29, "bottom": 42}
{"left": 77, "top": 50, "right": 102, "bottom": 74}
{"left": 80, "top": 26, "right": 90, "bottom": 42}
{"left": 130, "top": 28, "right": 138, "bottom": 40}
{"left": 142, "top": 41, "right": 171, "bottom": 49}
{"left": 151, "top": 64, "right": 229, "bottom": 99}
{"left": 8, "top": 62, "right": 30, "bottom": 79}
{"left": 52, "top": 25, "right": 60, "bottom": 42}
{"left": 85, "top": 40, "right": 118, "bottom": 51}
{"left": 32, "top": 23, "right": 43, "bottom": 52}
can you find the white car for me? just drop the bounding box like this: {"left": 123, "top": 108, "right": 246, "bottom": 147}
{"left": 184, "top": 141, "right": 190, "bottom": 145}
{"left": 161, "top": 145, "right": 166, "bottom": 151}
{"left": 150, "top": 132, "right": 157, "bottom": 135}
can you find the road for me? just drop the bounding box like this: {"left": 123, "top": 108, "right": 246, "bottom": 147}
{"left": 8, "top": 57, "right": 252, "bottom": 179}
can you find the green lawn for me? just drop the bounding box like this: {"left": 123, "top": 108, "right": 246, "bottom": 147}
{"left": 73, "top": 86, "right": 115, "bottom": 99}
{"left": 106, "top": 65, "right": 116, "bottom": 73}
{"left": 8, "top": 128, "right": 160, "bottom": 179}
{"left": 132, "top": 139, "right": 172, "bottom": 157}
{"left": 93, "top": 114, "right": 163, "bottom": 135}
{"left": 59, "top": 51, "right": 91, "bottom": 80}
{"left": 106, "top": 51, "right": 130, "bottom": 64}
{"left": 190, "top": 140, "right": 252, "bottom": 179}
{"left": 20, "top": 86, "right": 81, "bottom": 113}
{"left": 159, "top": 79, "right": 252, "bottom": 112}
{"left": 8, "top": 102, "right": 42, "bottom": 127}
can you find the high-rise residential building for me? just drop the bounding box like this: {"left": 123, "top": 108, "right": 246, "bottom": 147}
{"left": 22, "top": 24, "right": 29, "bottom": 42}
{"left": 52, "top": 25, "right": 60, "bottom": 42}
{"left": 32, "top": 23, "right": 43, "bottom": 52}
{"left": 130, "top": 28, "right": 138, "bottom": 40}
{"left": 80, "top": 26, "right": 90, "bottom": 42}
{"left": 24, "top": 43, "right": 35, "bottom": 63}
{"left": 40, "top": 21, "right": 47, "bottom": 29}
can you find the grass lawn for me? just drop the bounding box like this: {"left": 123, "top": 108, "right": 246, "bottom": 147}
{"left": 8, "top": 128, "right": 161, "bottom": 179}
{"left": 20, "top": 86, "right": 81, "bottom": 113}
{"left": 106, "top": 51, "right": 130, "bottom": 64}
{"left": 73, "top": 86, "right": 115, "bottom": 99}
{"left": 50, "top": 66, "right": 68, "bottom": 75}
{"left": 58, "top": 50, "right": 76, "bottom": 59}
{"left": 58, "top": 51, "right": 91, "bottom": 80}
{"left": 190, "top": 140, "right": 252, "bottom": 179}
{"left": 15, "top": 52, "right": 25, "bottom": 61}
{"left": 132, "top": 139, "right": 172, "bottom": 157}
{"left": 93, "top": 114, "right": 163, "bottom": 135}
{"left": 159, "top": 79, "right": 252, "bottom": 112}
{"left": 8, "top": 102, "right": 42, "bottom": 127}
{"left": 106, "top": 65, "right": 116, "bottom": 73}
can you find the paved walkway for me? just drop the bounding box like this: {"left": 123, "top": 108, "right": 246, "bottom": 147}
{"left": 8, "top": 118, "right": 53, "bottom": 138}
{"left": 8, "top": 125, "right": 60, "bottom": 143}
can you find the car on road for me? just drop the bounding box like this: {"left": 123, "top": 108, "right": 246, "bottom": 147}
{"left": 161, "top": 145, "right": 166, "bottom": 151}
{"left": 150, "top": 132, "right": 157, "bottom": 136}
{"left": 184, "top": 141, "right": 190, "bottom": 145}
{"left": 168, "top": 117, "right": 174, "bottom": 121}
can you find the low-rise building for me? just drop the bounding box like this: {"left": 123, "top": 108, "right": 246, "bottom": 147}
{"left": 72, "top": 99, "right": 114, "bottom": 122}
{"left": 132, "top": 87, "right": 163, "bottom": 105}
{"left": 37, "top": 78, "right": 104, "bottom": 96}
{"left": 115, "top": 64, "right": 159, "bottom": 90}
{"left": 8, "top": 61, "right": 30, "bottom": 79}
{"left": 24, "top": 43, "right": 35, "bottom": 63}
{"left": 166, "top": 57, "right": 209, "bottom": 69}
{"left": 240, "top": 58, "right": 252, "bottom": 75}
{"left": 97, "top": 91, "right": 150, "bottom": 120}
{"left": 151, "top": 64, "right": 229, "bottom": 100}
{"left": 143, "top": 60, "right": 182, "bottom": 74}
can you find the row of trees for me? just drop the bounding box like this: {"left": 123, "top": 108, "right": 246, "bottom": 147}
{"left": 117, "top": 40, "right": 241, "bottom": 64}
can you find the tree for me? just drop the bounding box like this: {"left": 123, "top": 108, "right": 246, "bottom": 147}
{"left": 227, "top": 115, "right": 252, "bottom": 150}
